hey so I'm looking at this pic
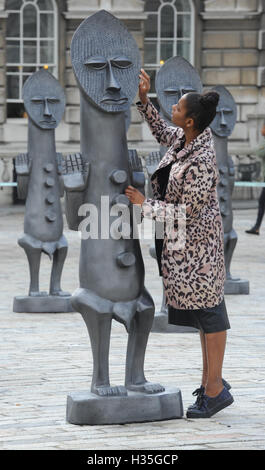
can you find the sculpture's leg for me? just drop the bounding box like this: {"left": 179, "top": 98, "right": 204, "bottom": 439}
{"left": 80, "top": 309, "right": 127, "bottom": 397}
{"left": 125, "top": 290, "right": 165, "bottom": 394}
{"left": 224, "top": 229, "right": 238, "bottom": 280}
{"left": 23, "top": 246, "right": 43, "bottom": 296}
{"left": 49, "top": 246, "right": 70, "bottom": 296}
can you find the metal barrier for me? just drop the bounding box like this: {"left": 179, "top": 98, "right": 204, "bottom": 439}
{"left": 1, "top": 181, "right": 265, "bottom": 188}
{"left": 0, "top": 182, "right": 18, "bottom": 187}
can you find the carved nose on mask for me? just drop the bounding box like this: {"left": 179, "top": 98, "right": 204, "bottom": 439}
{"left": 106, "top": 63, "right": 121, "bottom": 92}
{"left": 220, "top": 111, "right": 227, "bottom": 127}
{"left": 44, "top": 99, "right": 52, "bottom": 117}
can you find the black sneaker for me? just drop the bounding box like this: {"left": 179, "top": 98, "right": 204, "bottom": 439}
{"left": 187, "top": 385, "right": 205, "bottom": 411}
{"left": 222, "top": 378, "right": 231, "bottom": 391}
{"left": 188, "top": 379, "right": 231, "bottom": 411}
{"left": 245, "top": 227, "right": 260, "bottom": 235}
{"left": 186, "top": 387, "right": 234, "bottom": 419}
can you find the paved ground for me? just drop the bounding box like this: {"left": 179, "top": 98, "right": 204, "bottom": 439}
{"left": 0, "top": 206, "right": 265, "bottom": 450}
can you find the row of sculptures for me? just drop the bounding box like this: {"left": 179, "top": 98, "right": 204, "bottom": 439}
{"left": 12, "top": 10, "right": 248, "bottom": 425}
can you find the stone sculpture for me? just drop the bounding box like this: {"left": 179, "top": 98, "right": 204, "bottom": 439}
{"left": 210, "top": 85, "right": 249, "bottom": 294}
{"left": 145, "top": 57, "right": 202, "bottom": 333}
{"left": 13, "top": 70, "right": 73, "bottom": 313}
{"left": 64, "top": 10, "right": 183, "bottom": 425}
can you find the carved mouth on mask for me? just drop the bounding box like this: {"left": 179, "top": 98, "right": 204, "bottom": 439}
{"left": 40, "top": 120, "right": 57, "bottom": 124}
{"left": 101, "top": 96, "right": 128, "bottom": 105}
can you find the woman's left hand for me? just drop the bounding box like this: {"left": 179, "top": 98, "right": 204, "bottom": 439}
{"left": 125, "top": 186, "right": 145, "bottom": 205}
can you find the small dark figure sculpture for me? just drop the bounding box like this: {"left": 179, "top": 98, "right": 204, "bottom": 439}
{"left": 13, "top": 70, "right": 72, "bottom": 313}
{"left": 65, "top": 10, "right": 183, "bottom": 425}
{"left": 210, "top": 85, "right": 249, "bottom": 294}
{"left": 145, "top": 57, "right": 202, "bottom": 333}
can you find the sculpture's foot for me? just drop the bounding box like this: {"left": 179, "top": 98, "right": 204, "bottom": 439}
{"left": 29, "top": 291, "right": 48, "bottom": 297}
{"left": 91, "top": 385, "right": 128, "bottom": 397}
{"left": 126, "top": 382, "right": 165, "bottom": 394}
{"left": 50, "top": 290, "right": 71, "bottom": 297}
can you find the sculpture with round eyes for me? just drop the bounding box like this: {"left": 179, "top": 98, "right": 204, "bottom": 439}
{"left": 13, "top": 70, "right": 73, "bottom": 314}
{"left": 65, "top": 11, "right": 182, "bottom": 425}
{"left": 210, "top": 85, "right": 249, "bottom": 295}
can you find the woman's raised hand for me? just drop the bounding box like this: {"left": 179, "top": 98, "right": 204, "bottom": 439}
{"left": 139, "top": 68, "right": 150, "bottom": 105}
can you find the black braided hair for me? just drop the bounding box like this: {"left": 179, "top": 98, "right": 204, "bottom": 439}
{"left": 184, "top": 91, "right": 220, "bottom": 133}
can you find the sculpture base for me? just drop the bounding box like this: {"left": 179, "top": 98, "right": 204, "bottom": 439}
{"left": 13, "top": 295, "right": 74, "bottom": 313}
{"left": 151, "top": 313, "right": 197, "bottom": 333}
{"left": 66, "top": 386, "right": 183, "bottom": 425}
{"left": 224, "top": 279, "right": 249, "bottom": 295}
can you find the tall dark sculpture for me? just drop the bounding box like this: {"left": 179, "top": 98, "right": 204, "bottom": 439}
{"left": 145, "top": 57, "right": 202, "bottom": 333}
{"left": 13, "top": 70, "right": 73, "bottom": 313}
{"left": 210, "top": 85, "right": 249, "bottom": 294}
{"left": 64, "top": 10, "right": 183, "bottom": 425}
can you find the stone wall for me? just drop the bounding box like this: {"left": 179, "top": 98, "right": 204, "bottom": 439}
{"left": 0, "top": 1, "right": 6, "bottom": 142}
{"left": 202, "top": 0, "right": 265, "bottom": 153}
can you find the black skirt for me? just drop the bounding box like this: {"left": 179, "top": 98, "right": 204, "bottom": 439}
{"left": 168, "top": 297, "right": 231, "bottom": 334}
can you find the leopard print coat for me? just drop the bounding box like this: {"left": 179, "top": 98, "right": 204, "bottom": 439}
{"left": 137, "top": 99, "right": 225, "bottom": 310}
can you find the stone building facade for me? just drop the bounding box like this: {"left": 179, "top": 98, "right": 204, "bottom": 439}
{"left": 0, "top": 0, "right": 265, "bottom": 205}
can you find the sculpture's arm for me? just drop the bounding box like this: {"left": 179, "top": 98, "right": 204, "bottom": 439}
{"left": 56, "top": 152, "right": 65, "bottom": 197}
{"left": 15, "top": 153, "right": 30, "bottom": 200}
{"left": 128, "top": 150, "right": 145, "bottom": 224}
{"left": 62, "top": 153, "right": 89, "bottom": 192}
{"left": 128, "top": 149, "right": 145, "bottom": 195}
{"left": 145, "top": 151, "right": 161, "bottom": 178}
{"left": 62, "top": 153, "right": 90, "bottom": 231}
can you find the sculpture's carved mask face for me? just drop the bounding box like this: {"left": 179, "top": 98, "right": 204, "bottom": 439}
{"left": 71, "top": 10, "right": 141, "bottom": 113}
{"left": 156, "top": 57, "right": 203, "bottom": 121}
{"left": 210, "top": 85, "right": 237, "bottom": 137}
{"left": 23, "top": 70, "right": 65, "bottom": 130}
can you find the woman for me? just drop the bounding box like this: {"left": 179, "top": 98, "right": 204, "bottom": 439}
{"left": 125, "top": 69, "right": 234, "bottom": 418}
{"left": 246, "top": 123, "right": 265, "bottom": 235}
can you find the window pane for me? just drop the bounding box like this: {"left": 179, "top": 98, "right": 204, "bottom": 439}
{"left": 37, "top": 0, "right": 54, "bottom": 11}
{"left": 23, "top": 74, "right": 32, "bottom": 88}
{"left": 7, "top": 103, "right": 25, "bottom": 118}
{"left": 161, "top": 5, "right": 174, "bottom": 38}
{"left": 160, "top": 41, "right": 173, "bottom": 62}
{"left": 7, "top": 74, "right": 19, "bottom": 100}
{"left": 23, "top": 40, "right": 37, "bottom": 63}
{"left": 144, "top": 41, "right": 157, "bottom": 64}
{"left": 23, "top": 5, "right": 37, "bottom": 38}
{"left": 145, "top": 0, "right": 160, "bottom": 12}
{"left": 6, "top": 40, "right": 20, "bottom": 63}
{"left": 40, "top": 40, "right": 54, "bottom": 63}
{"left": 177, "top": 14, "right": 191, "bottom": 38}
{"left": 6, "top": 0, "right": 22, "bottom": 9}
{"left": 174, "top": 0, "right": 191, "bottom": 12}
{"left": 145, "top": 14, "right": 157, "bottom": 38}
{"left": 23, "top": 66, "right": 36, "bottom": 73}
{"left": 40, "top": 13, "right": 54, "bottom": 37}
{"left": 145, "top": 68, "right": 158, "bottom": 94}
{"left": 6, "top": 13, "right": 20, "bottom": 38}
{"left": 7, "top": 66, "right": 19, "bottom": 73}
{"left": 177, "top": 41, "right": 190, "bottom": 61}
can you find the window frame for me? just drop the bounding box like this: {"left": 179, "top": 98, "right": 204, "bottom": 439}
{"left": 5, "top": 0, "right": 58, "bottom": 114}
{"left": 144, "top": 0, "right": 195, "bottom": 101}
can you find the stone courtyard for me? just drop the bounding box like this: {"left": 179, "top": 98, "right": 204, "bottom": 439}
{"left": 0, "top": 204, "right": 265, "bottom": 450}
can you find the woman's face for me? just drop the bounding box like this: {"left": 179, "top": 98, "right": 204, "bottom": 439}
{"left": 171, "top": 95, "right": 192, "bottom": 129}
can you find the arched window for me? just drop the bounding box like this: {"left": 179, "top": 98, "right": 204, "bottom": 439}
{"left": 144, "top": 0, "right": 194, "bottom": 104}
{"left": 6, "top": 0, "right": 58, "bottom": 118}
